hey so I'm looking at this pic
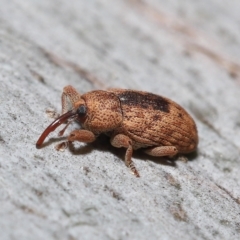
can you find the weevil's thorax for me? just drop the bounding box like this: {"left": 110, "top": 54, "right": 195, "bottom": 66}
{"left": 81, "top": 91, "right": 123, "bottom": 134}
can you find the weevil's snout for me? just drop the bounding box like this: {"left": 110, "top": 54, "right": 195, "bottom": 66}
{"left": 36, "top": 109, "right": 78, "bottom": 148}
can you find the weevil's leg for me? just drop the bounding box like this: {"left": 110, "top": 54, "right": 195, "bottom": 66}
{"left": 61, "top": 85, "right": 82, "bottom": 114}
{"left": 46, "top": 109, "right": 60, "bottom": 119}
{"left": 178, "top": 155, "right": 188, "bottom": 162}
{"left": 144, "top": 146, "right": 178, "bottom": 158}
{"left": 111, "top": 134, "right": 140, "bottom": 177}
{"left": 68, "top": 129, "right": 96, "bottom": 143}
{"left": 55, "top": 130, "right": 96, "bottom": 151}
{"left": 55, "top": 141, "right": 69, "bottom": 151}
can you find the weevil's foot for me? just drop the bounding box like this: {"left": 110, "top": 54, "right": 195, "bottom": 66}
{"left": 55, "top": 141, "right": 69, "bottom": 151}
{"left": 128, "top": 162, "right": 140, "bottom": 177}
{"left": 132, "top": 169, "right": 140, "bottom": 178}
{"left": 46, "top": 109, "right": 60, "bottom": 119}
{"left": 165, "top": 154, "right": 178, "bottom": 161}
{"left": 178, "top": 155, "right": 188, "bottom": 163}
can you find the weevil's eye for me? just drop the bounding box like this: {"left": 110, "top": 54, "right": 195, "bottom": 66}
{"left": 77, "top": 105, "right": 87, "bottom": 117}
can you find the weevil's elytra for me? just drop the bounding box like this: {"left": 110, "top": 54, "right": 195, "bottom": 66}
{"left": 36, "top": 86, "right": 198, "bottom": 177}
{"left": 118, "top": 90, "right": 170, "bottom": 112}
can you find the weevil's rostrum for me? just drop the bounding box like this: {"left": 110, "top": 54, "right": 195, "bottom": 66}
{"left": 36, "top": 86, "right": 198, "bottom": 177}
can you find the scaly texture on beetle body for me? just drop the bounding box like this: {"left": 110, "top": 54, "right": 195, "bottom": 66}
{"left": 36, "top": 85, "right": 198, "bottom": 177}
{"left": 109, "top": 89, "right": 198, "bottom": 153}
{"left": 81, "top": 91, "right": 122, "bottom": 134}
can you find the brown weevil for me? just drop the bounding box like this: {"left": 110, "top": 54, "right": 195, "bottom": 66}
{"left": 36, "top": 85, "right": 198, "bottom": 177}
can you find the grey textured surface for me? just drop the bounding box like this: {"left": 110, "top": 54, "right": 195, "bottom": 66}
{"left": 1, "top": 0, "right": 240, "bottom": 240}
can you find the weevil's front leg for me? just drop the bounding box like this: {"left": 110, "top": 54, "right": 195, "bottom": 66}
{"left": 68, "top": 129, "right": 96, "bottom": 142}
{"left": 55, "top": 130, "right": 96, "bottom": 151}
{"left": 111, "top": 134, "right": 140, "bottom": 177}
{"left": 44, "top": 86, "right": 81, "bottom": 121}
{"left": 56, "top": 85, "right": 83, "bottom": 136}
{"left": 46, "top": 109, "right": 60, "bottom": 119}
{"left": 144, "top": 146, "right": 178, "bottom": 158}
{"left": 61, "top": 85, "right": 82, "bottom": 114}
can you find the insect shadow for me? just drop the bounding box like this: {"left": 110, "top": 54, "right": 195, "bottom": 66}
{"left": 39, "top": 134, "right": 198, "bottom": 167}
{"left": 38, "top": 137, "right": 67, "bottom": 148}
{"left": 67, "top": 134, "right": 181, "bottom": 167}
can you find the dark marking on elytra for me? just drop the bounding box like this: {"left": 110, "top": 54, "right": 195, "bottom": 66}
{"left": 178, "top": 113, "right": 183, "bottom": 118}
{"left": 118, "top": 91, "right": 169, "bottom": 113}
{"left": 153, "top": 115, "right": 161, "bottom": 121}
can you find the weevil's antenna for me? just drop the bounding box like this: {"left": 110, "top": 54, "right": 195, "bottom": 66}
{"left": 58, "top": 117, "right": 77, "bottom": 137}
{"left": 36, "top": 110, "right": 77, "bottom": 148}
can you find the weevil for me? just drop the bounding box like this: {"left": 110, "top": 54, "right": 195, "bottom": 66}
{"left": 36, "top": 85, "right": 198, "bottom": 177}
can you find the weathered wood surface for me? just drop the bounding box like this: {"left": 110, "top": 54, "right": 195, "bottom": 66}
{"left": 0, "top": 1, "right": 240, "bottom": 239}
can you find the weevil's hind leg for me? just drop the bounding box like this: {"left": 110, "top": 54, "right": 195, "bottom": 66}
{"left": 111, "top": 134, "right": 140, "bottom": 177}
{"left": 144, "top": 146, "right": 178, "bottom": 158}
{"left": 55, "top": 129, "right": 96, "bottom": 151}
{"left": 61, "top": 85, "right": 82, "bottom": 114}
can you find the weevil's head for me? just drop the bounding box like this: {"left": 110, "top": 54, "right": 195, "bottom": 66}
{"left": 36, "top": 90, "right": 123, "bottom": 148}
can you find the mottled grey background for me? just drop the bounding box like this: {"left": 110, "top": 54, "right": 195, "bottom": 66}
{"left": 0, "top": 0, "right": 240, "bottom": 240}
